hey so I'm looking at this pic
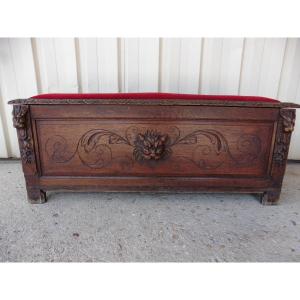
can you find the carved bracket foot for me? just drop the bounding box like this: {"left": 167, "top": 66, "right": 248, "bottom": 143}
{"left": 261, "top": 190, "right": 281, "bottom": 205}
{"left": 27, "top": 189, "right": 47, "bottom": 204}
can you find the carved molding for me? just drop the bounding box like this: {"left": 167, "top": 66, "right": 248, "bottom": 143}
{"left": 46, "top": 126, "right": 262, "bottom": 170}
{"left": 9, "top": 98, "right": 299, "bottom": 109}
{"left": 273, "top": 109, "right": 296, "bottom": 165}
{"left": 12, "top": 105, "right": 34, "bottom": 164}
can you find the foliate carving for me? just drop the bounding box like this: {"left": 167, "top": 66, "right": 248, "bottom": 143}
{"left": 12, "top": 105, "right": 34, "bottom": 164}
{"left": 273, "top": 109, "right": 296, "bottom": 165}
{"left": 46, "top": 126, "right": 262, "bottom": 170}
{"left": 20, "top": 139, "right": 34, "bottom": 164}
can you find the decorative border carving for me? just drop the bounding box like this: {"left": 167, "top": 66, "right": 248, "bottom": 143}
{"left": 8, "top": 98, "right": 300, "bottom": 108}
{"left": 12, "top": 105, "right": 34, "bottom": 164}
{"left": 273, "top": 109, "right": 296, "bottom": 165}
{"left": 45, "top": 126, "right": 262, "bottom": 170}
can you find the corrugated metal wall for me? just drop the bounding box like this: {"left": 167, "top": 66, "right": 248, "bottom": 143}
{"left": 0, "top": 38, "right": 300, "bottom": 158}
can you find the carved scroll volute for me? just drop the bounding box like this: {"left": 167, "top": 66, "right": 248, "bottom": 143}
{"left": 12, "top": 105, "right": 34, "bottom": 164}
{"left": 273, "top": 108, "right": 296, "bottom": 166}
{"left": 46, "top": 125, "right": 263, "bottom": 171}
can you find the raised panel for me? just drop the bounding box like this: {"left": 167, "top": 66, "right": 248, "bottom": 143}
{"left": 36, "top": 113, "right": 274, "bottom": 178}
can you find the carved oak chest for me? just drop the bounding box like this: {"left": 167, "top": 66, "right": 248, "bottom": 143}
{"left": 9, "top": 93, "right": 298, "bottom": 205}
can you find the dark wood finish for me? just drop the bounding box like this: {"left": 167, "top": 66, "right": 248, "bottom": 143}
{"left": 12, "top": 105, "right": 46, "bottom": 203}
{"left": 8, "top": 97, "right": 300, "bottom": 108}
{"left": 10, "top": 98, "right": 297, "bottom": 205}
{"left": 266, "top": 108, "right": 296, "bottom": 204}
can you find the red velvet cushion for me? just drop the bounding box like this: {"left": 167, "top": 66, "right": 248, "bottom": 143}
{"left": 31, "top": 92, "right": 279, "bottom": 103}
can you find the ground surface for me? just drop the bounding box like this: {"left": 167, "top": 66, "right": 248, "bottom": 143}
{"left": 0, "top": 160, "right": 300, "bottom": 262}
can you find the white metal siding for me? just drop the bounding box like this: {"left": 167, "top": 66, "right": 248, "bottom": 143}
{"left": 0, "top": 38, "right": 299, "bottom": 158}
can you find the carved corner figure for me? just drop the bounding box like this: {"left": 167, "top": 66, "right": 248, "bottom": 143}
{"left": 12, "top": 105, "right": 34, "bottom": 164}
{"left": 263, "top": 108, "right": 296, "bottom": 205}
{"left": 12, "top": 105, "right": 47, "bottom": 204}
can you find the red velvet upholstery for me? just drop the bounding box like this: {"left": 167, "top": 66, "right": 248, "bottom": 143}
{"left": 31, "top": 93, "right": 279, "bottom": 103}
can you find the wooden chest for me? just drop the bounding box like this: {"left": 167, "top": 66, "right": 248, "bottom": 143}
{"left": 9, "top": 93, "right": 298, "bottom": 205}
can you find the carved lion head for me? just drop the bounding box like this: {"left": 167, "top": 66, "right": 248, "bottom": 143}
{"left": 133, "top": 130, "right": 171, "bottom": 162}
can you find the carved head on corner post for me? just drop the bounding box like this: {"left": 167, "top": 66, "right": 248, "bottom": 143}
{"left": 12, "top": 105, "right": 28, "bottom": 129}
{"left": 282, "top": 117, "right": 295, "bottom": 133}
{"left": 280, "top": 109, "right": 296, "bottom": 133}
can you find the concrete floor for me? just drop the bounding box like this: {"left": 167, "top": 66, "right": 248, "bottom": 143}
{"left": 0, "top": 160, "right": 300, "bottom": 262}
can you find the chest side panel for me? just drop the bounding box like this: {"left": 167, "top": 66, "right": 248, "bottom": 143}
{"left": 31, "top": 105, "right": 278, "bottom": 178}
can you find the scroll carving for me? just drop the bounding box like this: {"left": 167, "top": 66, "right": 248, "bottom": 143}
{"left": 12, "top": 105, "right": 34, "bottom": 164}
{"left": 46, "top": 126, "right": 262, "bottom": 170}
{"left": 273, "top": 109, "right": 296, "bottom": 165}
